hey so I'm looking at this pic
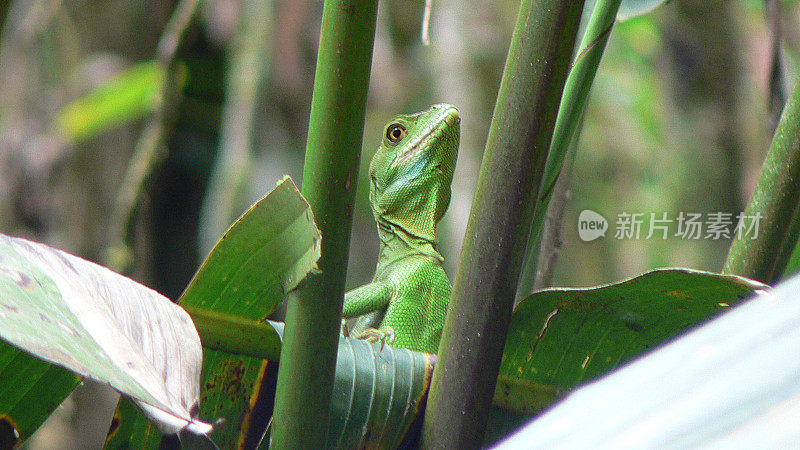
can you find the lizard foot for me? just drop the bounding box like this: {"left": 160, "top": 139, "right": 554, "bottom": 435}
{"left": 358, "top": 326, "right": 396, "bottom": 350}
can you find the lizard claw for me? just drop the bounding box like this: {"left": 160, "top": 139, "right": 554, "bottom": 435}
{"left": 385, "top": 326, "right": 396, "bottom": 348}
{"left": 358, "top": 326, "right": 396, "bottom": 350}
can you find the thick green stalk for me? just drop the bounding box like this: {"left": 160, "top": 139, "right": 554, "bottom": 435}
{"left": 517, "top": 0, "right": 621, "bottom": 298}
{"left": 421, "top": 0, "right": 584, "bottom": 448}
{"left": 270, "top": 1, "right": 378, "bottom": 448}
{"left": 724, "top": 74, "right": 800, "bottom": 283}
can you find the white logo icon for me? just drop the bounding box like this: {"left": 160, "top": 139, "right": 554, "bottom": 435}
{"left": 578, "top": 210, "right": 608, "bottom": 242}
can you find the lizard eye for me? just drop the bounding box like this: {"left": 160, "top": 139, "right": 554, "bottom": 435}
{"left": 386, "top": 123, "right": 406, "bottom": 143}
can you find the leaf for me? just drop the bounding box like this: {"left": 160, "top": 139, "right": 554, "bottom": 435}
{"left": 496, "top": 269, "right": 765, "bottom": 413}
{"left": 55, "top": 60, "right": 165, "bottom": 142}
{"left": 184, "top": 176, "right": 320, "bottom": 446}
{"left": 0, "top": 233, "right": 211, "bottom": 436}
{"left": 495, "top": 273, "right": 792, "bottom": 448}
{"left": 111, "top": 176, "right": 321, "bottom": 448}
{"left": 0, "top": 346, "right": 79, "bottom": 444}
{"left": 105, "top": 397, "right": 163, "bottom": 449}
{"left": 184, "top": 306, "right": 282, "bottom": 361}
{"left": 327, "top": 337, "right": 434, "bottom": 449}
{"left": 580, "top": 0, "right": 670, "bottom": 24}
{"left": 110, "top": 312, "right": 434, "bottom": 448}
{"left": 181, "top": 175, "right": 321, "bottom": 317}
{"left": 618, "top": 0, "right": 670, "bottom": 21}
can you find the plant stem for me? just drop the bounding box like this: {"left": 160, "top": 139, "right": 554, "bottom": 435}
{"left": 269, "top": 1, "right": 378, "bottom": 447}
{"left": 183, "top": 306, "right": 282, "bottom": 361}
{"left": 517, "top": 0, "right": 621, "bottom": 298}
{"left": 534, "top": 122, "right": 580, "bottom": 290}
{"left": 421, "top": 0, "right": 584, "bottom": 447}
{"left": 723, "top": 73, "right": 800, "bottom": 283}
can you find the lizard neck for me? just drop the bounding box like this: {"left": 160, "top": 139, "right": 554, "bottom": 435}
{"left": 375, "top": 217, "right": 443, "bottom": 265}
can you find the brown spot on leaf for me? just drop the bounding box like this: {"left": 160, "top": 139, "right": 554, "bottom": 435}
{"left": 620, "top": 311, "right": 645, "bottom": 332}
{"left": 203, "top": 359, "right": 248, "bottom": 407}
{"left": 16, "top": 272, "right": 32, "bottom": 288}
{"left": 667, "top": 290, "right": 693, "bottom": 300}
{"left": 624, "top": 321, "right": 644, "bottom": 332}
{"left": 190, "top": 402, "right": 200, "bottom": 418}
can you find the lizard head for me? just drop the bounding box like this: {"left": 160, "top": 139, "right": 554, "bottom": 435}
{"left": 368, "top": 104, "right": 460, "bottom": 243}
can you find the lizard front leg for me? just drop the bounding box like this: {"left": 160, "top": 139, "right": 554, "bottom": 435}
{"left": 343, "top": 281, "right": 393, "bottom": 317}
{"left": 342, "top": 281, "right": 395, "bottom": 345}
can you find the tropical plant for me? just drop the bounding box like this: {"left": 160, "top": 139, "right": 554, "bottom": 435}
{"left": 0, "top": 0, "right": 798, "bottom": 448}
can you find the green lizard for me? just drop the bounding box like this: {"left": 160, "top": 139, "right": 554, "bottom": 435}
{"left": 342, "top": 104, "right": 459, "bottom": 354}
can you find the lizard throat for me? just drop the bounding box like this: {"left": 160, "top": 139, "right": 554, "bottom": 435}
{"left": 376, "top": 219, "right": 443, "bottom": 262}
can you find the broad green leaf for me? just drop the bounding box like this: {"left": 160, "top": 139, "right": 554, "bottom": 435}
{"left": 55, "top": 60, "right": 164, "bottom": 142}
{"left": 110, "top": 309, "right": 434, "bottom": 448}
{"left": 495, "top": 273, "right": 792, "bottom": 448}
{"left": 182, "top": 175, "right": 321, "bottom": 317}
{"left": 105, "top": 397, "right": 163, "bottom": 449}
{"left": 496, "top": 269, "right": 765, "bottom": 414}
{"left": 618, "top": 0, "right": 669, "bottom": 21}
{"left": 110, "top": 176, "right": 321, "bottom": 448}
{"left": 326, "top": 337, "right": 434, "bottom": 449}
{"left": 185, "top": 176, "right": 320, "bottom": 447}
{"left": 0, "top": 347, "right": 79, "bottom": 444}
{"left": 0, "top": 234, "right": 211, "bottom": 438}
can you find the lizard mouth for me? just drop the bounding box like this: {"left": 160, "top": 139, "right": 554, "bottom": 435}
{"left": 390, "top": 104, "right": 459, "bottom": 169}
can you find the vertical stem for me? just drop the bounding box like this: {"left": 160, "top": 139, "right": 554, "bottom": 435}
{"left": 724, "top": 74, "right": 800, "bottom": 283}
{"left": 269, "top": 0, "right": 378, "bottom": 448}
{"left": 421, "top": 0, "right": 583, "bottom": 447}
{"left": 517, "top": 0, "right": 621, "bottom": 298}
{"left": 534, "top": 119, "right": 581, "bottom": 290}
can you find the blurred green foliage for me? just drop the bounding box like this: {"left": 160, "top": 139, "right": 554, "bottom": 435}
{"left": 1, "top": 0, "right": 800, "bottom": 446}
{"left": 55, "top": 61, "right": 164, "bottom": 142}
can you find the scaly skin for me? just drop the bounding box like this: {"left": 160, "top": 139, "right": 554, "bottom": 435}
{"left": 342, "top": 104, "right": 459, "bottom": 354}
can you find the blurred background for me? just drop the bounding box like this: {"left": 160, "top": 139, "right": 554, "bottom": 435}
{"left": 0, "top": 0, "right": 798, "bottom": 447}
